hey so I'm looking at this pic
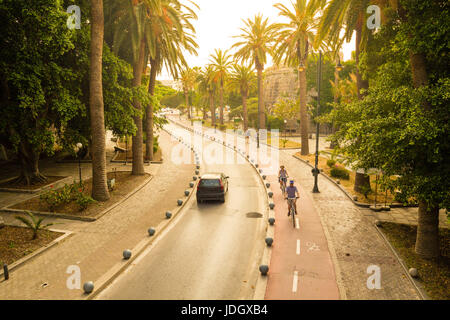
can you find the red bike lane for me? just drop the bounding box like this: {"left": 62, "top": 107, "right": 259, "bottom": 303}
{"left": 264, "top": 173, "right": 340, "bottom": 300}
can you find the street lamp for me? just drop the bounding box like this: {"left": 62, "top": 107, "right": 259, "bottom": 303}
{"left": 336, "top": 58, "right": 343, "bottom": 72}
{"left": 76, "top": 142, "right": 83, "bottom": 185}
{"left": 298, "top": 61, "right": 305, "bottom": 73}
{"left": 312, "top": 51, "right": 323, "bottom": 193}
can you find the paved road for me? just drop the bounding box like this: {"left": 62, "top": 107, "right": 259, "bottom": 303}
{"left": 96, "top": 123, "right": 267, "bottom": 300}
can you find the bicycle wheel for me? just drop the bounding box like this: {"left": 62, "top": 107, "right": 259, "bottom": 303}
{"left": 292, "top": 206, "right": 296, "bottom": 228}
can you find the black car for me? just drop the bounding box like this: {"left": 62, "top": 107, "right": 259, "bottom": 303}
{"left": 196, "top": 173, "right": 229, "bottom": 203}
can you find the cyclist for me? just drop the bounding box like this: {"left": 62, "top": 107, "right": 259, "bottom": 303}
{"left": 285, "top": 180, "right": 299, "bottom": 216}
{"left": 278, "top": 165, "right": 289, "bottom": 192}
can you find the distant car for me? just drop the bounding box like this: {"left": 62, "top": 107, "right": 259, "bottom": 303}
{"left": 196, "top": 173, "right": 229, "bottom": 204}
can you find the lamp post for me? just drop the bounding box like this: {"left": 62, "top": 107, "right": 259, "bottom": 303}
{"left": 76, "top": 142, "right": 83, "bottom": 185}
{"left": 312, "top": 51, "right": 322, "bottom": 193}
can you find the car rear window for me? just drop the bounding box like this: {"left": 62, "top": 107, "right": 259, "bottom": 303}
{"left": 200, "top": 179, "right": 220, "bottom": 187}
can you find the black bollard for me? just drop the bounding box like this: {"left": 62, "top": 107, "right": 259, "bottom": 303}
{"left": 3, "top": 264, "right": 9, "bottom": 280}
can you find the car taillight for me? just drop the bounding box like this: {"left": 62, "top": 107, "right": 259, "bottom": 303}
{"left": 197, "top": 179, "right": 201, "bottom": 190}
{"left": 219, "top": 180, "right": 224, "bottom": 191}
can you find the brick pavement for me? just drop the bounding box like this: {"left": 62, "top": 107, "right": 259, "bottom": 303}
{"left": 280, "top": 149, "right": 421, "bottom": 299}
{"left": 0, "top": 130, "right": 195, "bottom": 299}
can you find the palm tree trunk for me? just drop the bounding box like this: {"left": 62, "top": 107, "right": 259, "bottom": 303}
{"left": 298, "top": 65, "right": 309, "bottom": 155}
{"left": 242, "top": 90, "right": 248, "bottom": 132}
{"left": 89, "top": 0, "right": 109, "bottom": 201}
{"left": 355, "top": 20, "right": 369, "bottom": 99}
{"left": 185, "top": 90, "right": 190, "bottom": 119}
{"left": 210, "top": 92, "right": 216, "bottom": 126}
{"left": 415, "top": 201, "right": 440, "bottom": 259}
{"left": 353, "top": 19, "right": 371, "bottom": 191}
{"left": 219, "top": 84, "right": 224, "bottom": 125}
{"left": 256, "top": 66, "right": 265, "bottom": 129}
{"left": 131, "top": 38, "right": 146, "bottom": 176}
{"left": 146, "top": 52, "right": 160, "bottom": 162}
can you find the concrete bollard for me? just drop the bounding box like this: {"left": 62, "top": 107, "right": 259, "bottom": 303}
{"left": 166, "top": 211, "right": 172, "bottom": 219}
{"left": 148, "top": 228, "right": 156, "bottom": 236}
{"left": 177, "top": 199, "right": 183, "bottom": 206}
{"left": 262, "top": 175, "right": 266, "bottom": 180}
{"left": 195, "top": 170, "right": 199, "bottom": 175}
{"left": 83, "top": 281, "right": 94, "bottom": 294}
{"left": 265, "top": 237, "right": 273, "bottom": 247}
{"left": 268, "top": 192, "right": 273, "bottom": 198}
{"left": 268, "top": 217, "right": 275, "bottom": 225}
{"left": 189, "top": 182, "right": 195, "bottom": 188}
{"left": 184, "top": 190, "right": 190, "bottom": 196}
{"left": 409, "top": 268, "right": 418, "bottom": 278}
{"left": 259, "top": 265, "right": 269, "bottom": 276}
{"left": 269, "top": 203, "right": 275, "bottom": 210}
{"left": 123, "top": 250, "right": 132, "bottom": 260}
{"left": 193, "top": 176, "right": 197, "bottom": 181}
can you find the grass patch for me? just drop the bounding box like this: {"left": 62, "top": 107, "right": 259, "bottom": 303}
{"left": 295, "top": 152, "right": 396, "bottom": 204}
{"left": 0, "top": 226, "right": 62, "bottom": 266}
{"left": 11, "top": 171, "right": 150, "bottom": 217}
{"left": 379, "top": 222, "right": 450, "bottom": 300}
{"left": 266, "top": 137, "right": 301, "bottom": 149}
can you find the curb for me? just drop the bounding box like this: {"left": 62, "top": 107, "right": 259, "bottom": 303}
{"left": 292, "top": 154, "right": 417, "bottom": 209}
{"left": 373, "top": 222, "right": 427, "bottom": 300}
{"left": 0, "top": 176, "right": 72, "bottom": 194}
{"left": 85, "top": 128, "right": 198, "bottom": 300}
{"left": 1, "top": 173, "right": 154, "bottom": 222}
{"left": 0, "top": 228, "right": 74, "bottom": 279}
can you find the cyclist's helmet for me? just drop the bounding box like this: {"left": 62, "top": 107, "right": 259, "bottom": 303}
{"left": 289, "top": 180, "right": 294, "bottom": 184}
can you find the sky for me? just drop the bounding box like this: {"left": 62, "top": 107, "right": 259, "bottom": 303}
{"left": 157, "top": 0, "right": 355, "bottom": 81}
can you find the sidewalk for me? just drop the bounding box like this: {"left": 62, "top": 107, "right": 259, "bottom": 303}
{"left": 0, "top": 130, "right": 195, "bottom": 299}
{"left": 279, "top": 149, "right": 422, "bottom": 299}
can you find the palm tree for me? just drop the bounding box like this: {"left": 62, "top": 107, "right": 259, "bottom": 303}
{"left": 198, "top": 66, "right": 217, "bottom": 126}
{"left": 180, "top": 67, "right": 198, "bottom": 119}
{"left": 209, "top": 49, "right": 232, "bottom": 125}
{"left": 317, "top": 0, "right": 374, "bottom": 100}
{"left": 89, "top": 0, "right": 110, "bottom": 201}
{"left": 228, "top": 64, "right": 256, "bottom": 132}
{"left": 232, "top": 14, "right": 276, "bottom": 130}
{"left": 106, "top": 0, "right": 163, "bottom": 175}
{"left": 145, "top": 0, "right": 198, "bottom": 161}
{"left": 272, "top": 0, "right": 321, "bottom": 156}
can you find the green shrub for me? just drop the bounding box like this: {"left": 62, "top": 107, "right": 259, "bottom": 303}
{"left": 326, "top": 159, "right": 336, "bottom": 168}
{"left": 219, "top": 124, "right": 227, "bottom": 131}
{"left": 76, "top": 193, "right": 96, "bottom": 211}
{"left": 40, "top": 182, "right": 85, "bottom": 210}
{"left": 15, "top": 211, "right": 55, "bottom": 240}
{"left": 330, "top": 165, "right": 350, "bottom": 180}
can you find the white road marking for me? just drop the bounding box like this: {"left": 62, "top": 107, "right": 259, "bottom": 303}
{"left": 295, "top": 218, "right": 300, "bottom": 229}
{"left": 296, "top": 240, "right": 301, "bottom": 255}
{"left": 292, "top": 271, "right": 299, "bottom": 293}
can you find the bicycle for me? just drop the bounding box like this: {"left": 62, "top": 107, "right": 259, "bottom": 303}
{"left": 286, "top": 197, "right": 299, "bottom": 228}
{"left": 279, "top": 177, "right": 288, "bottom": 196}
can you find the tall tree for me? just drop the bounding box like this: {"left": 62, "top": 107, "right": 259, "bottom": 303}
{"left": 198, "top": 66, "right": 217, "bottom": 126}
{"left": 89, "top": 0, "right": 110, "bottom": 200}
{"left": 209, "top": 49, "right": 232, "bottom": 125}
{"left": 232, "top": 14, "right": 276, "bottom": 130}
{"left": 228, "top": 64, "right": 256, "bottom": 132}
{"left": 180, "top": 67, "right": 198, "bottom": 119}
{"left": 273, "top": 0, "right": 321, "bottom": 155}
{"left": 145, "top": 0, "right": 198, "bottom": 160}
